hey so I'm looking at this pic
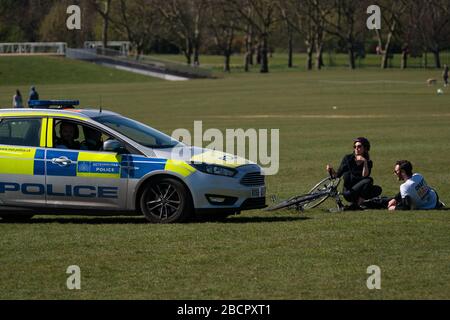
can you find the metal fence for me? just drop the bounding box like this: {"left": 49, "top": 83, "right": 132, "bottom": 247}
{"left": 0, "top": 42, "right": 66, "bottom": 55}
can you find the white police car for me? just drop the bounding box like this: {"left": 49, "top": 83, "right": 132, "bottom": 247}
{"left": 0, "top": 100, "right": 266, "bottom": 223}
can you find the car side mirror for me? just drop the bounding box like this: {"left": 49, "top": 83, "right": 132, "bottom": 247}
{"left": 103, "top": 140, "right": 124, "bottom": 153}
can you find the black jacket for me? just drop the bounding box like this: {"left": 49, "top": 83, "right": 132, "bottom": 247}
{"left": 337, "top": 154, "right": 373, "bottom": 188}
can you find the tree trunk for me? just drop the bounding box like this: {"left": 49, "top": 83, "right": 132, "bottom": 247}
{"left": 381, "top": 29, "right": 396, "bottom": 69}
{"left": 244, "top": 52, "right": 250, "bottom": 72}
{"left": 102, "top": 0, "right": 112, "bottom": 54}
{"left": 249, "top": 45, "right": 254, "bottom": 65}
{"left": 193, "top": 43, "right": 200, "bottom": 67}
{"left": 348, "top": 44, "right": 356, "bottom": 70}
{"left": 244, "top": 27, "right": 252, "bottom": 71}
{"left": 433, "top": 49, "right": 441, "bottom": 68}
{"left": 185, "top": 53, "right": 192, "bottom": 65}
{"left": 102, "top": 19, "right": 109, "bottom": 52}
{"left": 288, "top": 31, "right": 293, "bottom": 68}
{"left": 256, "top": 43, "right": 262, "bottom": 65}
{"left": 306, "top": 42, "right": 313, "bottom": 70}
{"left": 423, "top": 50, "right": 428, "bottom": 68}
{"left": 224, "top": 53, "right": 231, "bottom": 72}
{"left": 381, "top": 46, "right": 390, "bottom": 69}
{"left": 315, "top": 44, "right": 324, "bottom": 70}
{"left": 184, "top": 39, "right": 193, "bottom": 65}
{"left": 401, "top": 48, "right": 408, "bottom": 69}
{"left": 260, "top": 35, "right": 269, "bottom": 73}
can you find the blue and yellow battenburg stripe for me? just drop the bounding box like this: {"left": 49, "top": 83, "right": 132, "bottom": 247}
{"left": 0, "top": 146, "right": 39, "bottom": 175}
{"left": 120, "top": 155, "right": 196, "bottom": 179}
{"left": 0, "top": 146, "right": 196, "bottom": 179}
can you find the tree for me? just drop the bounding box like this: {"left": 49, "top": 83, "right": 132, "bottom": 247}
{"left": 412, "top": 0, "right": 450, "bottom": 68}
{"left": 0, "top": 0, "right": 55, "bottom": 42}
{"left": 157, "top": 0, "right": 208, "bottom": 66}
{"left": 277, "top": 0, "right": 295, "bottom": 68}
{"left": 39, "top": 0, "right": 96, "bottom": 47}
{"left": 243, "top": 21, "right": 256, "bottom": 71}
{"left": 113, "top": 0, "right": 159, "bottom": 56}
{"left": 206, "top": 0, "right": 240, "bottom": 72}
{"left": 319, "top": 0, "right": 367, "bottom": 69}
{"left": 229, "top": 0, "right": 279, "bottom": 73}
{"left": 89, "top": 0, "right": 113, "bottom": 51}
{"left": 374, "top": 0, "right": 409, "bottom": 69}
{"left": 278, "top": 0, "right": 328, "bottom": 70}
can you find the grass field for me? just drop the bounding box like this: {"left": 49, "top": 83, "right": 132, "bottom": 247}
{"left": 0, "top": 56, "right": 449, "bottom": 299}
{"left": 149, "top": 52, "right": 450, "bottom": 72}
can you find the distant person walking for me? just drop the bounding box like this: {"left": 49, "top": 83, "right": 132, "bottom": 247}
{"left": 13, "top": 90, "right": 24, "bottom": 108}
{"left": 443, "top": 64, "right": 449, "bottom": 87}
{"left": 28, "top": 86, "right": 39, "bottom": 107}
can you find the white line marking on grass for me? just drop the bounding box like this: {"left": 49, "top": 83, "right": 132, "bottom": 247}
{"left": 206, "top": 114, "right": 450, "bottom": 120}
{"left": 318, "top": 80, "right": 430, "bottom": 85}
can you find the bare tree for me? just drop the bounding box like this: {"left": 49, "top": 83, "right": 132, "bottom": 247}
{"left": 243, "top": 22, "right": 256, "bottom": 71}
{"left": 277, "top": 0, "right": 295, "bottom": 68}
{"left": 278, "top": 0, "right": 328, "bottom": 70}
{"left": 206, "top": 1, "right": 240, "bottom": 72}
{"left": 229, "top": 0, "right": 279, "bottom": 73}
{"left": 114, "top": 0, "right": 159, "bottom": 56}
{"left": 373, "top": 0, "right": 409, "bottom": 69}
{"left": 157, "top": 0, "right": 207, "bottom": 66}
{"left": 89, "top": 0, "right": 113, "bottom": 51}
{"left": 319, "top": 0, "right": 366, "bottom": 69}
{"left": 412, "top": 0, "right": 450, "bottom": 68}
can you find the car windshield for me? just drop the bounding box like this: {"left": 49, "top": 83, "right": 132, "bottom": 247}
{"left": 93, "top": 115, "right": 180, "bottom": 149}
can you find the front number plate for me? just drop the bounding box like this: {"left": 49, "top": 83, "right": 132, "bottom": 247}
{"left": 251, "top": 186, "right": 266, "bottom": 198}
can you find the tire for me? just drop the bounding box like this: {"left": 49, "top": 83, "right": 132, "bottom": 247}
{"left": 0, "top": 214, "right": 34, "bottom": 222}
{"left": 139, "top": 177, "right": 193, "bottom": 223}
{"left": 301, "top": 177, "right": 341, "bottom": 210}
{"left": 266, "top": 177, "right": 341, "bottom": 212}
{"left": 266, "top": 193, "right": 322, "bottom": 212}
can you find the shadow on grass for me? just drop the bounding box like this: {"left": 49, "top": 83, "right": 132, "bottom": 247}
{"left": 192, "top": 216, "right": 311, "bottom": 224}
{"left": 0, "top": 215, "right": 311, "bottom": 225}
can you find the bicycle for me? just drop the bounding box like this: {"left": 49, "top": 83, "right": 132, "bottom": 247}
{"left": 266, "top": 176, "right": 345, "bottom": 212}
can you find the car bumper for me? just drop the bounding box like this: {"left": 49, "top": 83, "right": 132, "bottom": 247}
{"left": 186, "top": 164, "right": 267, "bottom": 213}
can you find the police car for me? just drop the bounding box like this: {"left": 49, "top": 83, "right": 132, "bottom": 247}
{"left": 0, "top": 100, "right": 266, "bottom": 223}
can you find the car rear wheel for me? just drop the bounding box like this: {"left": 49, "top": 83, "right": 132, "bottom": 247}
{"left": 140, "top": 177, "right": 193, "bottom": 223}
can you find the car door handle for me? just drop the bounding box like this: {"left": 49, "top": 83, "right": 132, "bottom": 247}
{"left": 51, "top": 157, "right": 72, "bottom": 167}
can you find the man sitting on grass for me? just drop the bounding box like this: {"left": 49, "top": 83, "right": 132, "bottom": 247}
{"left": 388, "top": 160, "right": 444, "bottom": 211}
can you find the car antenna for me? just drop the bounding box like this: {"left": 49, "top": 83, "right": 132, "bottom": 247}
{"left": 99, "top": 95, "right": 103, "bottom": 113}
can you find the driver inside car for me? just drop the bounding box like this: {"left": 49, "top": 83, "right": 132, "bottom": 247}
{"left": 55, "top": 122, "right": 81, "bottom": 150}
{"left": 81, "top": 127, "right": 103, "bottom": 151}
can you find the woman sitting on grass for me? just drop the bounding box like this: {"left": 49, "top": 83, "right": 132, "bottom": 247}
{"left": 326, "top": 137, "right": 382, "bottom": 210}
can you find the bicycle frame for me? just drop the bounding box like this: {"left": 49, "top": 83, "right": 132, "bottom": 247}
{"left": 267, "top": 177, "right": 345, "bottom": 212}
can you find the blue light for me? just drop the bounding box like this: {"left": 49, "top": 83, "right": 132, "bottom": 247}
{"left": 28, "top": 100, "right": 80, "bottom": 109}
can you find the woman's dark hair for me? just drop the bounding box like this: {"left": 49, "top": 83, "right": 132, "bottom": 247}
{"left": 16, "top": 89, "right": 21, "bottom": 96}
{"left": 396, "top": 160, "right": 413, "bottom": 177}
{"left": 353, "top": 137, "right": 371, "bottom": 160}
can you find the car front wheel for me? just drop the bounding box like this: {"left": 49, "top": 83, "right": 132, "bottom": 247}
{"left": 140, "top": 177, "right": 193, "bottom": 223}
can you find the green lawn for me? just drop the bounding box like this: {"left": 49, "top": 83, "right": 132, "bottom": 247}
{"left": 0, "top": 56, "right": 156, "bottom": 87}
{"left": 0, "top": 56, "right": 449, "bottom": 299}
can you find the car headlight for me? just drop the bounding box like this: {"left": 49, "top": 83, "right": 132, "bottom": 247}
{"left": 190, "top": 163, "right": 237, "bottom": 177}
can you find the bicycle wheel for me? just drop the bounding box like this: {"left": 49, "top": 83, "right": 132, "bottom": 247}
{"left": 301, "top": 177, "right": 341, "bottom": 210}
{"left": 265, "top": 192, "right": 326, "bottom": 212}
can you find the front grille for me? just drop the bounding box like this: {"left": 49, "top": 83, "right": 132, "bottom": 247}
{"left": 240, "top": 172, "right": 265, "bottom": 186}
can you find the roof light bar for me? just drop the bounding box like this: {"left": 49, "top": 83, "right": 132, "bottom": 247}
{"left": 28, "top": 100, "right": 80, "bottom": 109}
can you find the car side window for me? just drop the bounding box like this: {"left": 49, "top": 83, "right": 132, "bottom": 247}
{"left": 53, "top": 119, "right": 112, "bottom": 152}
{"left": 0, "top": 118, "right": 41, "bottom": 147}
